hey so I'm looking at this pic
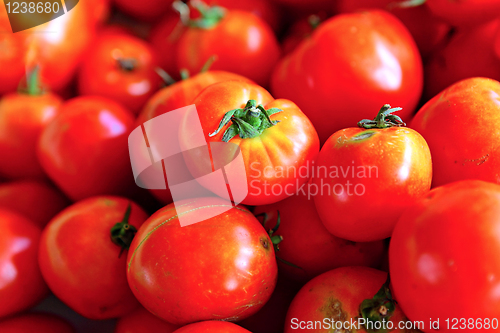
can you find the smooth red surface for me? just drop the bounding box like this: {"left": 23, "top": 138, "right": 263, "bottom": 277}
{"left": 127, "top": 198, "right": 278, "bottom": 325}
{"left": 173, "top": 321, "right": 250, "bottom": 333}
{"left": 0, "top": 313, "right": 74, "bottom": 333}
{"left": 0, "top": 209, "right": 48, "bottom": 318}
{"left": 271, "top": 10, "right": 423, "bottom": 143}
{"left": 390, "top": 180, "right": 500, "bottom": 332}
{"left": 114, "top": 306, "right": 179, "bottom": 333}
{"left": 113, "top": 0, "right": 174, "bottom": 22}
{"left": 0, "top": 180, "right": 69, "bottom": 228}
{"left": 0, "top": 92, "right": 63, "bottom": 179}
{"left": 255, "top": 193, "right": 385, "bottom": 283}
{"left": 312, "top": 125, "right": 432, "bottom": 242}
{"left": 37, "top": 96, "right": 137, "bottom": 201}
{"left": 426, "top": 0, "right": 500, "bottom": 27}
{"left": 38, "top": 197, "right": 148, "bottom": 319}
{"left": 411, "top": 77, "right": 500, "bottom": 187}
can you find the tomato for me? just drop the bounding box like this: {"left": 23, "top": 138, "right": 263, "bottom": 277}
{"left": 175, "top": 2, "right": 280, "bottom": 86}
{"left": 0, "top": 313, "right": 74, "bottom": 333}
{"left": 281, "top": 14, "right": 326, "bottom": 55}
{"left": 336, "top": 0, "right": 450, "bottom": 59}
{"left": 0, "top": 85, "right": 63, "bottom": 179}
{"left": 127, "top": 197, "right": 278, "bottom": 325}
{"left": 0, "top": 180, "right": 68, "bottom": 228}
{"left": 254, "top": 193, "right": 385, "bottom": 283}
{"left": 113, "top": 0, "right": 174, "bottom": 22}
{"left": 0, "top": 209, "right": 48, "bottom": 318}
{"left": 423, "top": 20, "right": 500, "bottom": 100}
{"left": 410, "top": 77, "right": 500, "bottom": 188}
{"left": 270, "top": 0, "right": 333, "bottom": 12}
{"left": 39, "top": 196, "right": 148, "bottom": 319}
{"left": 312, "top": 105, "right": 432, "bottom": 242}
{"left": 115, "top": 306, "right": 179, "bottom": 333}
{"left": 37, "top": 96, "right": 137, "bottom": 201}
{"left": 284, "top": 266, "right": 416, "bottom": 333}
{"left": 390, "top": 180, "right": 500, "bottom": 332}
{"left": 173, "top": 321, "right": 250, "bottom": 333}
{"left": 180, "top": 80, "right": 319, "bottom": 206}
{"left": 425, "top": 0, "right": 500, "bottom": 27}
{"left": 271, "top": 10, "right": 423, "bottom": 144}
{"left": 78, "top": 33, "right": 161, "bottom": 115}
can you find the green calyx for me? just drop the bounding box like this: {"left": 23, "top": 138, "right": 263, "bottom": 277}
{"left": 110, "top": 204, "right": 138, "bottom": 258}
{"left": 359, "top": 275, "right": 396, "bottom": 333}
{"left": 209, "top": 100, "right": 283, "bottom": 142}
{"left": 173, "top": 0, "right": 226, "bottom": 29}
{"left": 117, "top": 58, "right": 137, "bottom": 72}
{"left": 19, "top": 65, "right": 44, "bottom": 96}
{"left": 358, "top": 104, "right": 406, "bottom": 129}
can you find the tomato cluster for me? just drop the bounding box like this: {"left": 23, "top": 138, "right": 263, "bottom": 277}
{"left": 2, "top": 0, "right": 500, "bottom": 332}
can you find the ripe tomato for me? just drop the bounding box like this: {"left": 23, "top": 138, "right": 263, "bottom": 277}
{"left": 271, "top": 10, "right": 423, "bottom": 143}
{"left": 127, "top": 197, "right": 278, "bottom": 325}
{"left": 175, "top": 3, "right": 280, "bottom": 86}
{"left": 172, "top": 321, "right": 250, "bottom": 333}
{"left": 0, "top": 209, "right": 48, "bottom": 318}
{"left": 0, "top": 87, "right": 63, "bottom": 179}
{"left": 285, "top": 266, "right": 416, "bottom": 333}
{"left": 37, "top": 96, "right": 137, "bottom": 201}
{"left": 426, "top": 0, "right": 500, "bottom": 27}
{"left": 181, "top": 80, "right": 319, "bottom": 206}
{"left": 410, "top": 77, "right": 500, "bottom": 188}
{"left": 115, "top": 306, "right": 179, "bottom": 333}
{"left": 39, "top": 197, "right": 148, "bottom": 319}
{"left": 0, "top": 180, "right": 68, "bottom": 228}
{"left": 254, "top": 193, "right": 385, "bottom": 283}
{"left": 113, "top": 0, "right": 174, "bottom": 22}
{"left": 281, "top": 14, "right": 326, "bottom": 55}
{"left": 390, "top": 180, "right": 500, "bottom": 332}
{"left": 0, "top": 313, "right": 74, "bottom": 333}
{"left": 78, "top": 33, "right": 161, "bottom": 115}
{"left": 423, "top": 20, "right": 500, "bottom": 100}
{"left": 312, "top": 105, "right": 432, "bottom": 242}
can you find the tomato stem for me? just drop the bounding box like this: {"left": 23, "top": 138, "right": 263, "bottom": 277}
{"left": 358, "top": 104, "right": 406, "bottom": 129}
{"left": 117, "top": 58, "right": 137, "bottom": 72}
{"left": 110, "top": 204, "right": 138, "bottom": 258}
{"left": 173, "top": 0, "right": 226, "bottom": 29}
{"left": 209, "top": 100, "right": 283, "bottom": 142}
{"left": 388, "top": 0, "right": 426, "bottom": 9}
{"left": 359, "top": 275, "right": 396, "bottom": 333}
{"left": 19, "top": 65, "right": 44, "bottom": 96}
{"left": 308, "top": 14, "right": 322, "bottom": 30}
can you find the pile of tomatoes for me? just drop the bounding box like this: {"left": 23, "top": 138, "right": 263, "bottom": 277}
{"left": 2, "top": 0, "right": 500, "bottom": 332}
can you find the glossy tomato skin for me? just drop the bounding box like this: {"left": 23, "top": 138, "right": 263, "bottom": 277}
{"left": 423, "top": 20, "right": 500, "bottom": 100}
{"left": 426, "top": 0, "right": 500, "bottom": 27}
{"left": 176, "top": 10, "right": 280, "bottom": 86}
{"left": 284, "top": 266, "right": 413, "bottom": 333}
{"left": 182, "top": 81, "right": 319, "bottom": 206}
{"left": 390, "top": 180, "right": 500, "bottom": 332}
{"left": 114, "top": 306, "right": 179, "bottom": 333}
{"left": 0, "top": 92, "right": 63, "bottom": 179}
{"left": 173, "top": 321, "right": 250, "bottom": 333}
{"left": 37, "top": 96, "right": 136, "bottom": 201}
{"left": 127, "top": 197, "right": 278, "bottom": 325}
{"left": 0, "top": 313, "right": 74, "bottom": 333}
{"left": 39, "top": 197, "right": 148, "bottom": 319}
{"left": 0, "top": 209, "right": 48, "bottom": 318}
{"left": 312, "top": 125, "right": 432, "bottom": 242}
{"left": 0, "top": 180, "right": 69, "bottom": 228}
{"left": 411, "top": 77, "right": 500, "bottom": 188}
{"left": 271, "top": 10, "right": 423, "bottom": 143}
{"left": 78, "top": 33, "right": 161, "bottom": 115}
{"left": 255, "top": 193, "right": 385, "bottom": 283}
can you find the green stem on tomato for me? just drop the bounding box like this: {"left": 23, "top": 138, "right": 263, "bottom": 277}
{"left": 359, "top": 275, "right": 396, "bottom": 333}
{"left": 172, "top": 0, "right": 226, "bottom": 29}
{"left": 110, "top": 204, "right": 137, "bottom": 258}
{"left": 357, "top": 104, "right": 406, "bottom": 129}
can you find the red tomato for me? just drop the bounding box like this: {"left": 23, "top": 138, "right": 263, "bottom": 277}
{"left": 181, "top": 81, "right": 319, "bottom": 206}
{"left": 410, "top": 77, "right": 500, "bottom": 188}
{"left": 312, "top": 105, "right": 432, "bottom": 242}
{"left": 423, "top": 20, "right": 500, "bottom": 100}
{"left": 0, "top": 313, "right": 74, "bottom": 333}
{"left": 390, "top": 180, "right": 500, "bottom": 332}
{"left": 271, "top": 10, "right": 423, "bottom": 143}
{"left": 39, "top": 197, "right": 148, "bottom": 319}
{"left": 175, "top": 3, "right": 280, "bottom": 86}
{"left": 173, "top": 321, "right": 250, "bottom": 333}
{"left": 0, "top": 88, "right": 63, "bottom": 179}
{"left": 285, "top": 266, "right": 415, "bottom": 333}
{"left": 426, "top": 0, "right": 500, "bottom": 27}
{"left": 0, "top": 209, "right": 48, "bottom": 318}
{"left": 127, "top": 197, "right": 278, "bottom": 325}
{"left": 115, "top": 306, "right": 179, "bottom": 333}
{"left": 254, "top": 193, "right": 385, "bottom": 283}
{"left": 0, "top": 180, "right": 68, "bottom": 228}
{"left": 37, "top": 96, "right": 136, "bottom": 201}
{"left": 113, "top": 0, "right": 174, "bottom": 22}
{"left": 78, "top": 33, "right": 161, "bottom": 115}
{"left": 270, "top": 0, "right": 333, "bottom": 12}
{"left": 281, "top": 14, "right": 326, "bottom": 55}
